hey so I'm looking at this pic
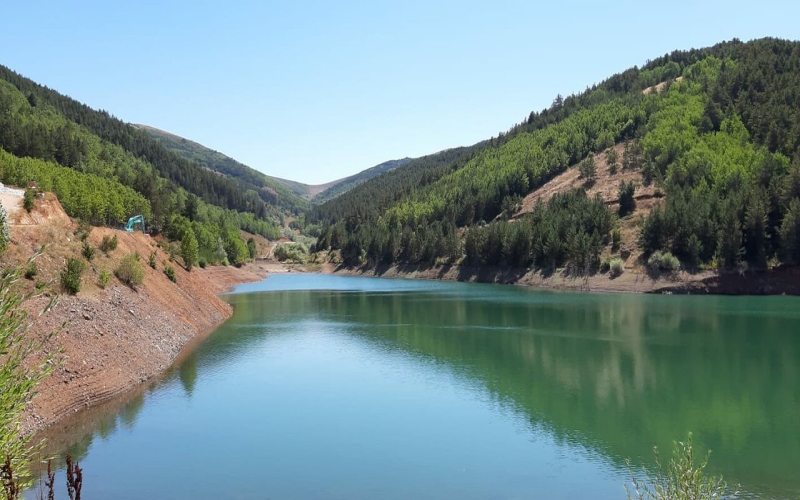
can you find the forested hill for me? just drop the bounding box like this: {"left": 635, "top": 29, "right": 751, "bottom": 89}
{"left": 135, "top": 124, "right": 309, "bottom": 211}
{"left": 311, "top": 157, "right": 413, "bottom": 204}
{"left": 0, "top": 64, "right": 298, "bottom": 222}
{"left": 139, "top": 124, "right": 413, "bottom": 205}
{"left": 0, "top": 64, "right": 286, "bottom": 265}
{"left": 309, "top": 38, "right": 800, "bottom": 275}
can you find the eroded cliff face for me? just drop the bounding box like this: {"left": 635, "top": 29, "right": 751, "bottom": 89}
{"left": 0, "top": 192, "right": 265, "bottom": 434}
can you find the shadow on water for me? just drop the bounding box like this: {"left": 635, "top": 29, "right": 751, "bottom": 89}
{"left": 33, "top": 276, "right": 800, "bottom": 498}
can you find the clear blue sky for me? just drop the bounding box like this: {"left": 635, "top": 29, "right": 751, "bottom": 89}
{"left": 1, "top": 1, "right": 797, "bottom": 184}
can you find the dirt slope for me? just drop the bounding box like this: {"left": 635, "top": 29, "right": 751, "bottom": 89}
{"left": 1, "top": 192, "right": 265, "bottom": 434}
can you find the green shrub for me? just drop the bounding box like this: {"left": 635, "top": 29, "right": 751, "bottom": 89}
{"left": 274, "top": 243, "right": 308, "bottom": 263}
{"left": 23, "top": 188, "right": 36, "bottom": 212}
{"left": 99, "top": 235, "right": 118, "bottom": 254}
{"left": 610, "top": 258, "right": 625, "bottom": 277}
{"left": 97, "top": 269, "right": 112, "bottom": 289}
{"left": 648, "top": 251, "right": 680, "bottom": 273}
{"left": 61, "top": 258, "right": 86, "bottom": 295}
{"left": 247, "top": 237, "right": 257, "bottom": 260}
{"left": 600, "top": 258, "right": 611, "bottom": 273}
{"left": 148, "top": 251, "right": 157, "bottom": 269}
{"left": 164, "top": 265, "right": 177, "bottom": 283}
{"left": 82, "top": 242, "right": 95, "bottom": 261}
{"left": 115, "top": 253, "right": 145, "bottom": 288}
{"left": 24, "top": 262, "right": 37, "bottom": 280}
{"left": 625, "top": 433, "right": 736, "bottom": 500}
{"left": 198, "top": 258, "right": 207, "bottom": 269}
{"left": 75, "top": 219, "right": 92, "bottom": 242}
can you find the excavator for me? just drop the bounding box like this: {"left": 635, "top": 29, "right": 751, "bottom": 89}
{"left": 124, "top": 215, "right": 146, "bottom": 233}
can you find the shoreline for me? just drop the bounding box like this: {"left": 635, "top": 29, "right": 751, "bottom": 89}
{"left": 21, "top": 260, "right": 277, "bottom": 436}
{"left": 331, "top": 262, "right": 800, "bottom": 295}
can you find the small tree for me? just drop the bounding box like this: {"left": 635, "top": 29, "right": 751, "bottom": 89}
{"left": 579, "top": 154, "right": 597, "bottom": 184}
{"left": 81, "top": 242, "right": 95, "bottom": 262}
{"left": 115, "top": 253, "right": 145, "bottom": 288}
{"left": 61, "top": 258, "right": 86, "bottom": 295}
{"left": 97, "top": 269, "right": 112, "bottom": 289}
{"left": 99, "top": 235, "right": 118, "bottom": 254}
{"left": 247, "top": 237, "right": 257, "bottom": 260}
{"left": 23, "top": 189, "right": 36, "bottom": 213}
{"left": 618, "top": 181, "right": 636, "bottom": 217}
{"left": 607, "top": 147, "right": 619, "bottom": 175}
{"left": 164, "top": 265, "right": 177, "bottom": 283}
{"left": 180, "top": 229, "right": 199, "bottom": 271}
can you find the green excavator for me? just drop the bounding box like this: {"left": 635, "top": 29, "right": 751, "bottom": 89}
{"left": 124, "top": 215, "right": 145, "bottom": 233}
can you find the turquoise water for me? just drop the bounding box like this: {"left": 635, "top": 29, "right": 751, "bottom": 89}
{"left": 32, "top": 275, "right": 800, "bottom": 499}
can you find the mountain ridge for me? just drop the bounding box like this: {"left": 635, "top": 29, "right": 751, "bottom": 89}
{"left": 136, "top": 124, "right": 413, "bottom": 203}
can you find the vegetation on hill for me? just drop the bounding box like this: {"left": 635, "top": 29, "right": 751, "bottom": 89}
{"left": 0, "top": 66, "right": 281, "bottom": 263}
{"left": 0, "top": 65, "right": 290, "bottom": 224}
{"left": 311, "top": 38, "right": 800, "bottom": 274}
{"left": 136, "top": 124, "right": 308, "bottom": 214}
{"left": 311, "top": 158, "right": 413, "bottom": 204}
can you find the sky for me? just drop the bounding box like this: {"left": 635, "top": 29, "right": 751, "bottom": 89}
{"left": 1, "top": 1, "right": 798, "bottom": 185}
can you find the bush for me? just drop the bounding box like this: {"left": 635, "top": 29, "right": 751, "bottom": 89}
{"left": 648, "top": 251, "right": 680, "bottom": 273}
{"left": 23, "top": 188, "right": 36, "bottom": 212}
{"left": 75, "top": 219, "right": 92, "bottom": 242}
{"left": 148, "top": 251, "right": 157, "bottom": 269}
{"left": 609, "top": 258, "right": 625, "bottom": 277}
{"left": 97, "top": 269, "right": 111, "bottom": 289}
{"left": 164, "top": 265, "right": 177, "bottom": 283}
{"left": 99, "top": 235, "right": 118, "bottom": 254}
{"left": 82, "top": 242, "right": 95, "bottom": 261}
{"left": 115, "top": 253, "right": 145, "bottom": 288}
{"left": 274, "top": 243, "right": 307, "bottom": 263}
{"left": 24, "top": 262, "right": 37, "bottom": 280}
{"left": 198, "top": 258, "right": 207, "bottom": 269}
{"left": 61, "top": 258, "right": 86, "bottom": 295}
{"left": 625, "top": 433, "right": 735, "bottom": 500}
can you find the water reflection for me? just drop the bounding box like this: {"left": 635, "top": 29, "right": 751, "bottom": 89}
{"left": 33, "top": 277, "right": 800, "bottom": 499}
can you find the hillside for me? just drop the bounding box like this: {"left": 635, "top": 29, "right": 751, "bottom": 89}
{"left": 310, "top": 38, "right": 800, "bottom": 290}
{"left": 0, "top": 65, "right": 285, "bottom": 267}
{"left": 311, "top": 157, "right": 412, "bottom": 204}
{"left": 0, "top": 190, "right": 269, "bottom": 434}
{"left": 139, "top": 124, "right": 413, "bottom": 205}
{"left": 135, "top": 124, "right": 309, "bottom": 211}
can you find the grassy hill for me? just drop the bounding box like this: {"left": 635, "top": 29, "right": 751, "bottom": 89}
{"left": 310, "top": 38, "right": 800, "bottom": 280}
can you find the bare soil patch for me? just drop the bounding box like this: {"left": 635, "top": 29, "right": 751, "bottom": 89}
{"left": 0, "top": 191, "right": 274, "bottom": 434}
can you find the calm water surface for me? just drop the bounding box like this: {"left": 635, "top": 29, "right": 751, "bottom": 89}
{"left": 32, "top": 275, "right": 800, "bottom": 499}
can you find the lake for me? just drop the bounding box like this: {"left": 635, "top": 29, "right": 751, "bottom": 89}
{"left": 30, "top": 274, "right": 800, "bottom": 499}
